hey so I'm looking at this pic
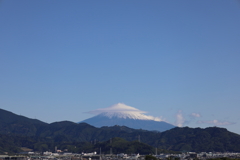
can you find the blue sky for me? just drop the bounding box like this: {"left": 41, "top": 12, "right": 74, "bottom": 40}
{"left": 0, "top": 0, "right": 240, "bottom": 134}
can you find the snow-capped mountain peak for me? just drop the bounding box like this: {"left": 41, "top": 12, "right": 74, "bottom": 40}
{"left": 86, "top": 103, "right": 162, "bottom": 121}
{"left": 97, "top": 111, "right": 162, "bottom": 121}
{"left": 80, "top": 103, "right": 175, "bottom": 132}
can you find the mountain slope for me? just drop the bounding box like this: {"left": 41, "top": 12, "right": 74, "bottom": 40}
{"left": 1, "top": 124, "right": 240, "bottom": 153}
{"left": 93, "top": 137, "right": 155, "bottom": 154}
{"left": 82, "top": 113, "right": 174, "bottom": 132}
{"left": 0, "top": 108, "right": 45, "bottom": 124}
{"left": 81, "top": 103, "right": 175, "bottom": 132}
{"left": 0, "top": 108, "right": 47, "bottom": 136}
{"left": 82, "top": 112, "right": 175, "bottom": 132}
{"left": 155, "top": 127, "right": 240, "bottom": 152}
{"left": 1, "top": 108, "right": 240, "bottom": 152}
{"left": 35, "top": 123, "right": 240, "bottom": 152}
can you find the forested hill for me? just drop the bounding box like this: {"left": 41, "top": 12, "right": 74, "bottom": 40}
{"left": 1, "top": 108, "right": 240, "bottom": 153}
{"left": 155, "top": 127, "right": 240, "bottom": 152}
{"left": 0, "top": 108, "right": 47, "bottom": 136}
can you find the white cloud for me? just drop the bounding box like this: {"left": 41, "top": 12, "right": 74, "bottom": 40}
{"left": 175, "top": 110, "right": 184, "bottom": 127}
{"left": 151, "top": 116, "right": 165, "bottom": 122}
{"left": 197, "top": 120, "right": 235, "bottom": 126}
{"left": 86, "top": 103, "right": 146, "bottom": 115}
{"left": 85, "top": 103, "right": 167, "bottom": 122}
{"left": 191, "top": 113, "right": 201, "bottom": 118}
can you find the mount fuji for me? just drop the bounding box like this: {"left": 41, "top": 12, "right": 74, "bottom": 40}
{"left": 80, "top": 103, "right": 175, "bottom": 132}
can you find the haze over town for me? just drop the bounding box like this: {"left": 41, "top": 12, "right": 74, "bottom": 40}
{"left": 0, "top": 1, "right": 240, "bottom": 134}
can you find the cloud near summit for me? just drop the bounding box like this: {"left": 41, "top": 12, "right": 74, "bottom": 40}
{"left": 85, "top": 103, "right": 165, "bottom": 122}
{"left": 86, "top": 103, "right": 147, "bottom": 115}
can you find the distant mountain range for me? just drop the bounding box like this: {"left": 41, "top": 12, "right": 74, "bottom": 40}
{"left": 81, "top": 112, "right": 175, "bottom": 132}
{"left": 80, "top": 103, "right": 175, "bottom": 132}
{"left": 1, "top": 108, "right": 240, "bottom": 154}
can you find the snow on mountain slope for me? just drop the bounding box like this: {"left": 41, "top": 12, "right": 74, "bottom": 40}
{"left": 80, "top": 103, "right": 175, "bottom": 132}
{"left": 97, "top": 111, "right": 160, "bottom": 121}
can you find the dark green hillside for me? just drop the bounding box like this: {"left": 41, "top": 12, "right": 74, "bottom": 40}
{"left": 36, "top": 137, "right": 156, "bottom": 154}
{"left": 36, "top": 121, "right": 158, "bottom": 142}
{"left": 155, "top": 127, "right": 240, "bottom": 152}
{"left": 0, "top": 134, "right": 156, "bottom": 154}
{"left": 0, "top": 134, "right": 22, "bottom": 154}
{"left": 1, "top": 108, "right": 240, "bottom": 153}
{"left": 93, "top": 137, "right": 154, "bottom": 154}
{"left": 0, "top": 108, "right": 47, "bottom": 136}
{"left": 0, "top": 108, "right": 46, "bottom": 126}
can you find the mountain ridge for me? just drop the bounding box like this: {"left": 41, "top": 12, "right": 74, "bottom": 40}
{"left": 1, "top": 108, "right": 240, "bottom": 153}
{"left": 81, "top": 115, "right": 174, "bottom": 132}
{"left": 81, "top": 103, "right": 175, "bottom": 132}
{"left": 0, "top": 108, "right": 47, "bottom": 136}
{"left": 94, "top": 111, "right": 161, "bottom": 121}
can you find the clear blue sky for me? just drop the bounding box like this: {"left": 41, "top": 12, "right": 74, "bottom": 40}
{"left": 0, "top": 0, "right": 240, "bottom": 133}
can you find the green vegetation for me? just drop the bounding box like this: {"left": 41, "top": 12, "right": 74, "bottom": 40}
{"left": 93, "top": 137, "right": 154, "bottom": 154}
{"left": 145, "top": 155, "right": 158, "bottom": 160}
{"left": 155, "top": 127, "right": 240, "bottom": 152}
{"left": 0, "top": 135, "right": 155, "bottom": 154}
{"left": 1, "top": 108, "right": 240, "bottom": 153}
